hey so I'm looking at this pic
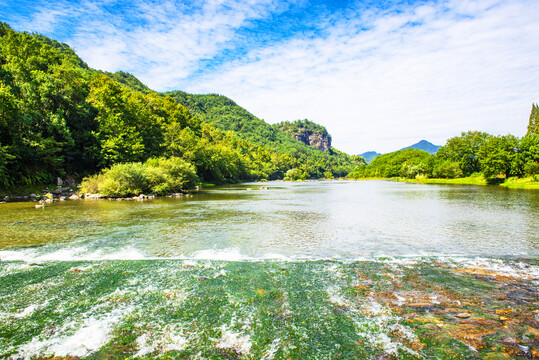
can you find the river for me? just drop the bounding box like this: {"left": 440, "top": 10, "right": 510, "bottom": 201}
{"left": 1, "top": 180, "right": 538, "bottom": 260}
{"left": 1, "top": 181, "right": 538, "bottom": 359}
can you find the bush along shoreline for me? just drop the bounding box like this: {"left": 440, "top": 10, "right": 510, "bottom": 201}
{"left": 79, "top": 157, "right": 198, "bottom": 198}
{"left": 0, "top": 157, "right": 201, "bottom": 203}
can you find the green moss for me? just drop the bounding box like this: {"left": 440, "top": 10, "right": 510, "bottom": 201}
{"left": 1, "top": 259, "right": 538, "bottom": 359}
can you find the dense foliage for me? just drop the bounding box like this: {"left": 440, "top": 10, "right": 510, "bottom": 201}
{"left": 80, "top": 157, "right": 197, "bottom": 196}
{"left": 348, "top": 129, "right": 539, "bottom": 181}
{"left": 528, "top": 103, "right": 539, "bottom": 136}
{"left": 0, "top": 23, "right": 362, "bottom": 192}
{"left": 0, "top": 23, "right": 99, "bottom": 187}
{"left": 347, "top": 149, "right": 433, "bottom": 179}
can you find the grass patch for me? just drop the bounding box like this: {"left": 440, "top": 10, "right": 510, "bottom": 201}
{"left": 499, "top": 176, "right": 539, "bottom": 190}
{"left": 411, "top": 175, "right": 487, "bottom": 186}
{"left": 386, "top": 175, "right": 487, "bottom": 186}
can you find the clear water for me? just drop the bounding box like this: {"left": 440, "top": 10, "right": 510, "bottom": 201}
{"left": 1, "top": 181, "right": 538, "bottom": 260}
{"left": 1, "top": 181, "right": 538, "bottom": 359}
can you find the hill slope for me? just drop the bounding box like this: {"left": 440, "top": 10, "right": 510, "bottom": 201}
{"left": 0, "top": 22, "right": 362, "bottom": 186}
{"left": 164, "top": 91, "right": 285, "bottom": 147}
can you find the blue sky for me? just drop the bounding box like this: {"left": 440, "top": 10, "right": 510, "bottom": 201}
{"left": 1, "top": 0, "right": 538, "bottom": 153}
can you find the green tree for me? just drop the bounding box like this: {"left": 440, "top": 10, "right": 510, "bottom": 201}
{"left": 432, "top": 160, "right": 463, "bottom": 179}
{"left": 284, "top": 168, "right": 308, "bottom": 181}
{"left": 87, "top": 75, "right": 146, "bottom": 166}
{"left": 520, "top": 134, "right": 539, "bottom": 176}
{"left": 527, "top": 103, "right": 539, "bottom": 136}
{"left": 477, "top": 135, "right": 519, "bottom": 179}
{"left": 436, "top": 131, "right": 491, "bottom": 176}
{"left": 144, "top": 157, "right": 198, "bottom": 194}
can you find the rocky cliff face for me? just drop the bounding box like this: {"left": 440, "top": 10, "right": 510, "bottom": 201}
{"left": 275, "top": 119, "right": 332, "bottom": 152}
{"left": 292, "top": 128, "right": 331, "bottom": 152}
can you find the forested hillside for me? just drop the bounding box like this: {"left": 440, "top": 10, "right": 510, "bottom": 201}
{"left": 0, "top": 23, "right": 362, "bottom": 192}
{"left": 164, "top": 91, "right": 363, "bottom": 178}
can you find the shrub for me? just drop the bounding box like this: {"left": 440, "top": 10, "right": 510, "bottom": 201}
{"left": 433, "top": 160, "right": 463, "bottom": 179}
{"left": 524, "top": 161, "right": 539, "bottom": 176}
{"left": 145, "top": 157, "right": 198, "bottom": 195}
{"left": 79, "top": 157, "right": 197, "bottom": 197}
{"left": 98, "top": 162, "right": 146, "bottom": 197}
{"left": 284, "top": 168, "right": 308, "bottom": 181}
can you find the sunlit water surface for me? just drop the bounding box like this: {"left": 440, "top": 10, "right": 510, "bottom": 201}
{"left": 1, "top": 180, "right": 538, "bottom": 260}
{"left": 2, "top": 181, "right": 539, "bottom": 359}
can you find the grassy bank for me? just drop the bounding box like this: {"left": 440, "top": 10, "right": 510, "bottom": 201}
{"left": 499, "top": 176, "right": 539, "bottom": 189}
{"left": 391, "top": 175, "right": 539, "bottom": 189}
{"left": 403, "top": 175, "right": 487, "bottom": 186}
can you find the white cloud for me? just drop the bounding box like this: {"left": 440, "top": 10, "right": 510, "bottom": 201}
{"left": 63, "top": 0, "right": 287, "bottom": 89}
{"left": 8, "top": 0, "right": 287, "bottom": 88}
{"left": 5, "top": 0, "right": 538, "bottom": 153}
{"left": 185, "top": 0, "right": 539, "bottom": 153}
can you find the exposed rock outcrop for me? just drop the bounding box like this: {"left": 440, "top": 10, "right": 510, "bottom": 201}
{"left": 277, "top": 120, "right": 332, "bottom": 152}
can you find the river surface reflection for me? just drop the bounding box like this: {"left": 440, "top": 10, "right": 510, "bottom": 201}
{"left": 0, "top": 180, "right": 538, "bottom": 260}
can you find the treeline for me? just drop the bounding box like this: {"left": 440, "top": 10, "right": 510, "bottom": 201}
{"left": 164, "top": 91, "right": 363, "bottom": 178}
{"left": 348, "top": 110, "right": 539, "bottom": 181}
{"left": 0, "top": 23, "right": 362, "bottom": 192}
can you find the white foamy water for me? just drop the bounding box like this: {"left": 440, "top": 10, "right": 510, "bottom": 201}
{"left": 13, "top": 306, "right": 130, "bottom": 359}
{"left": 326, "top": 281, "right": 421, "bottom": 357}
{"left": 0, "top": 246, "right": 149, "bottom": 262}
{"left": 215, "top": 326, "right": 252, "bottom": 355}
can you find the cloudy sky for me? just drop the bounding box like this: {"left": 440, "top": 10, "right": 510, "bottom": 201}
{"left": 2, "top": 0, "right": 538, "bottom": 153}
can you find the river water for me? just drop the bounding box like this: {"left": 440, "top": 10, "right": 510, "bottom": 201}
{"left": 1, "top": 181, "right": 538, "bottom": 359}
{"left": 0, "top": 180, "right": 538, "bottom": 260}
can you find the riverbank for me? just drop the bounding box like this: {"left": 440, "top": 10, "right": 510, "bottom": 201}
{"left": 377, "top": 175, "right": 539, "bottom": 189}
{"left": 0, "top": 184, "right": 79, "bottom": 203}
{"left": 499, "top": 176, "right": 539, "bottom": 189}
{"left": 0, "top": 182, "right": 205, "bottom": 203}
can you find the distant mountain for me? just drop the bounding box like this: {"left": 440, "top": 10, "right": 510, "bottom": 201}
{"left": 400, "top": 140, "right": 440, "bottom": 154}
{"left": 359, "top": 140, "right": 439, "bottom": 162}
{"left": 359, "top": 151, "right": 381, "bottom": 163}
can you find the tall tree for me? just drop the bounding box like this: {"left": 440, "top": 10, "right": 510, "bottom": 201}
{"left": 527, "top": 103, "right": 539, "bottom": 136}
